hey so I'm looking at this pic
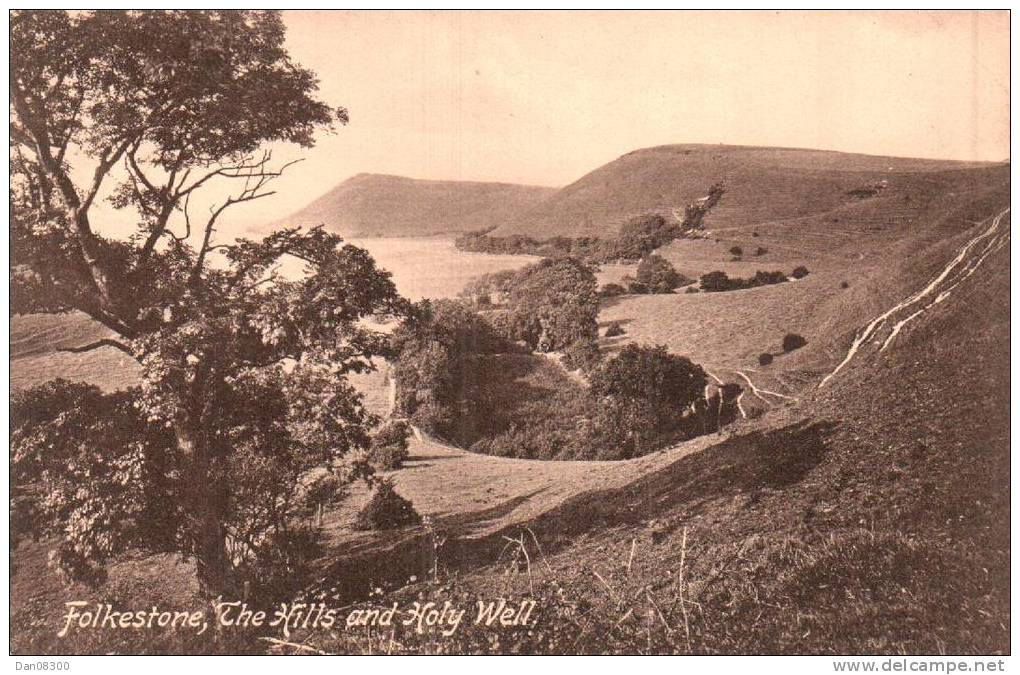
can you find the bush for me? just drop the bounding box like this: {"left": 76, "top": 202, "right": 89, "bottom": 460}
{"left": 368, "top": 443, "right": 409, "bottom": 471}
{"left": 627, "top": 280, "right": 649, "bottom": 295}
{"left": 752, "top": 231, "right": 759, "bottom": 237}
{"left": 369, "top": 421, "right": 411, "bottom": 470}
{"left": 372, "top": 420, "right": 410, "bottom": 450}
{"left": 840, "top": 280, "right": 850, "bottom": 289}
{"left": 354, "top": 479, "right": 421, "bottom": 531}
{"left": 701, "top": 270, "right": 787, "bottom": 293}
{"left": 782, "top": 333, "right": 807, "bottom": 352}
{"left": 729, "top": 246, "right": 743, "bottom": 256}
{"left": 636, "top": 254, "right": 689, "bottom": 293}
{"left": 604, "top": 322, "right": 626, "bottom": 338}
{"left": 561, "top": 336, "right": 601, "bottom": 371}
{"left": 792, "top": 266, "right": 809, "bottom": 279}
{"left": 685, "top": 286, "right": 699, "bottom": 294}
{"left": 758, "top": 352, "right": 774, "bottom": 366}
{"left": 755, "top": 246, "right": 768, "bottom": 256}
{"left": 599, "top": 282, "right": 627, "bottom": 298}
{"left": 753, "top": 270, "right": 788, "bottom": 285}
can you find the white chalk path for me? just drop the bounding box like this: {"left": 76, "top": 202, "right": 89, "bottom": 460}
{"left": 735, "top": 370, "right": 797, "bottom": 406}
{"left": 819, "top": 207, "right": 1009, "bottom": 388}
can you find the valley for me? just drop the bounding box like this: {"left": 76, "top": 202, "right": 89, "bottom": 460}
{"left": 10, "top": 145, "right": 1010, "bottom": 654}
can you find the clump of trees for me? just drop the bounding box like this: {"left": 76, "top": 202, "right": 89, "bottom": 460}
{"left": 506, "top": 257, "right": 600, "bottom": 353}
{"left": 455, "top": 185, "right": 726, "bottom": 263}
{"left": 459, "top": 268, "right": 520, "bottom": 307}
{"left": 699, "top": 269, "right": 789, "bottom": 292}
{"left": 394, "top": 258, "right": 601, "bottom": 439}
{"left": 465, "top": 344, "right": 711, "bottom": 461}
{"left": 391, "top": 299, "right": 507, "bottom": 436}
{"left": 9, "top": 10, "right": 403, "bottom": 596}
{"left": 586, "top": 344, "right": 708, "bottom": 459}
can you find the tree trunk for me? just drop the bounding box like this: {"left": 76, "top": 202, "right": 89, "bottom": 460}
{"left": 175, "top": 422, "right": 232, "bottom": 596}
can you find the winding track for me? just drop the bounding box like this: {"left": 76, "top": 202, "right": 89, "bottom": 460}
{"left": 819, "top": 207, "right": 1010, "bottom": 388}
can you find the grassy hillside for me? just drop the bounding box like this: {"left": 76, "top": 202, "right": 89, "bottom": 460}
{"left": 311, "top": 202, "right": 1010, "bottom": 655}
{"left": 491, "top": 144, "right": 999, "bottom": 238}
{"left": 11, "top": 311, "right": 142, "bottom": 393}
{"left": 9, "top": 147, "right": 1009, "bottom": 654}
{"left": 272, "top": 173, "right": 556, "bottom": 238}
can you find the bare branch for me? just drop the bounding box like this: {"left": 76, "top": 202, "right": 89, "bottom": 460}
{"left": 57, "top": 338, "right": 134, "bottom": 356}
{"left": 188, "top": 158, "right": 302, "bottom": 285}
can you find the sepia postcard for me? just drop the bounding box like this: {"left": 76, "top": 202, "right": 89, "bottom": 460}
{"left": 7, "top": 9, "right": 1011, "bottom": 662}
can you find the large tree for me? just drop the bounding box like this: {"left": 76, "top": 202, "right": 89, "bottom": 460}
{"left": 10, "top": 10, "right": 407, "bottom": 593}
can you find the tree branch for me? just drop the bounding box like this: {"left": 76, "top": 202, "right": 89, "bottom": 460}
{"left": 57, "top": 338, "right": 134, "bottom": 356}
{"left": 189, "top": 157, "right": 301, "bottom": 285}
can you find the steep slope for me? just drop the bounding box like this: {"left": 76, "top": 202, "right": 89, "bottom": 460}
{"left": 492, "top": 144, "right": 998, "bottom": 238}
{"left": 313, "top": 199, "right": 1010, "bottom": 655}
{"left": 596, "top": 164, "right": 1010, "bottom": 413}
{"left": 272, "top": 173, "right": 556, "bottom": 238}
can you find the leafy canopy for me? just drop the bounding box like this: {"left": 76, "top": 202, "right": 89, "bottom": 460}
{"left": 10, "top": 10, "right": 406, "bottom": 592}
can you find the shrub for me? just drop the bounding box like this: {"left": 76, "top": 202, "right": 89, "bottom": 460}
{"left": 702, "top": 269, "right": 788, "bottom": 292}
{"left": 561, "top": 336, "right": 601, "bottom": 371}
{"left": 729, "top": 245, "right": 743, "bottom": 256}
{"left": 752, "top": 231, "right": 760, "bottom": 237}
{"left": 700, "top": 270, "right": 732, "bottom": 292}
{"left": 627, "top": 280, "right": 649, "bottom": 295}
{"left": 604, "top": 322, "right": 626, "bottom": 338}
{"left": 758, "top": 352, "right": 774, "bottom": 366}
{"left": 368, "top": 443, "right": 409, "bottom": 471}
{"left": 840, "top": 280, "right": 850, "bottom": 289}
{"left": 354, "top": 479, "right": 421, "bottom": 531}
{"left": 782, "top": 333, "right": 807, "bottom": 352}
{"left": 599, "top": 282, "right": 627, "bottom": 298}
{"left": 755, "top": 246, "right": 768, "bottom": 256}
{"left": 792, "top": 266, "right": 809, "bottom": 279}
{"left": 636, "top": 254, "right": 687, "bottom": 293}
{"left": 372, "top": 420, "right": 410, "bottom": 451}
{"left": 685, "top": 286, "right": 699, "bottom": 294}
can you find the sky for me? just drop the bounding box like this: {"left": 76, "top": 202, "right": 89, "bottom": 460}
{"left": 86, "top": 10, "right": 1011, "bottom": 235}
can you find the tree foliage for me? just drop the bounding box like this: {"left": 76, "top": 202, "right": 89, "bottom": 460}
{"left": 10, "top": 10, "right": 402, "bottom": 594}
{"left": 506, "top": 257, "right": 599, "bottom": 352}
{"left": 588, "top": 344, "right": 707, "bottom": 458}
